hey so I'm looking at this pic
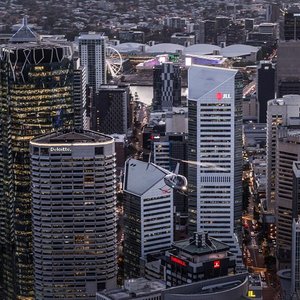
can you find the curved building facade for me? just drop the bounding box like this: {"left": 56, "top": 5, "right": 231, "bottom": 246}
{"left": 30, "top": 130, "right": 117, "bottom": 299}
{"left": 0, "top": 41, "right": 74, "bottom": 299}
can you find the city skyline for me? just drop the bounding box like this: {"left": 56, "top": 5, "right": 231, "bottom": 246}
{"left": 0, "top": 2, "right": 299, "bottom": 299}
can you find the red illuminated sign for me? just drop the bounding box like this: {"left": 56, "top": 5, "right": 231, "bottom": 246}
{"left": 213, "top": 260, "right": 221, "bottom": 269}
{"left": 170, "top": 256, "right": 187, "bottom": 267}
{"left": 216, "top": 92, "right": 223, "bottom": 100}
{"left": 216, "top": 92, "right": 231, "bottom": 100}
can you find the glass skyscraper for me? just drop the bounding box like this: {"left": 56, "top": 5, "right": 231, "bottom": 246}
{"left": 152, "top": 62, "right": 182, "bottom": 111}
{"left": 0, "top": 40, "right": 74, "bottom": 299}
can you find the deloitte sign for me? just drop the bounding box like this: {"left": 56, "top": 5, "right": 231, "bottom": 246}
{"left": 50, "top": 147, "right": 72, "bottom": 152}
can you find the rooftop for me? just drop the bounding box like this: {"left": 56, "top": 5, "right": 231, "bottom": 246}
{"left": 146, "top": 43, "right": 185, "bottom": 54}
{"left": 10, "top": 16, "right": 38, "bottom": 43}
{"left": 124, "top": 158, "right": 169, "bottom": 196}
{"left": 31, "top": 130, "right": 113, "bottom": 146}
{"left": 172, "top": 233, "right": 230, "bottom": 256}
{"left": 114, "top": 42, "right": 149, "bottom": 53}
{"left": 162, "top": 273, "right": 249, "bottom": 298}
{"left": 268, "top": 94, "right": 300, "bottom": 106}
{"left": 1, "top": 40, "right": 72, "bottom": 51}
{"left": 183, "top": 44, "right": 221, "bottom": 56}
{"left": 219, "top": 44, "right": 259, "bottom": 58}
{"left": 188, "top": 65, "right": 237, "bottom": 101}
{"left": 78, "top": 32, "right": 106, "bottom": 39}
{"left": 97, "top": 278, "right": 165, "bottom": 300}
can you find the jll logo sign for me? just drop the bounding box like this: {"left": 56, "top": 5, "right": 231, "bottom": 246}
{"left": 216, "top": 92, "right": 231, "bottom": 100}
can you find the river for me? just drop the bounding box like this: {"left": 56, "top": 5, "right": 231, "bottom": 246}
{"left": 129, "top": 86, "right": 188, "bottom": 106}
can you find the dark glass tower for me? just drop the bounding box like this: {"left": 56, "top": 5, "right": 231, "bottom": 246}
{"left": 0, "top": 41, "right": 74, "bottom": 299}
{"left": 284, "top": 10, "right": 300, "bottom": 41}
{"left": 91, "top": 84, "right": 131, "bottom": 134}
{"left": 153, "top": 63, "right": 181, "bottom": 111}
{"left": 257, "top": 61, "right": 275, "bottom": 123}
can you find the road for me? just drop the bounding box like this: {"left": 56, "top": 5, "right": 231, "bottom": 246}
{"left": 243, "top": 81, "right": 256, "bottom": 97}
{"left": 243, "top": 166, "right": 279, "bottom": 298}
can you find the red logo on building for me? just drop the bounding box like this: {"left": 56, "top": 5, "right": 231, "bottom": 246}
{"left": 170, "top": 256, "right": 187, "bottom": 267}
{"left": 216, "top": 92, "right": 223, "bottom": 100}
{"left": 213, "top": 260, "right": 221, "bottom": 269}
{"left": 216, "top": 92, "right": 231, "bottom": 100}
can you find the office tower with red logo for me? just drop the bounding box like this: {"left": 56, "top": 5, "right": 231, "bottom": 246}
{"left": 188, "top": 65, "right": 243, "bottom": 264}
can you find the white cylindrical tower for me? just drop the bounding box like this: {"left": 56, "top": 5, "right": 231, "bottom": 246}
{"left": 30, "top": 130, "right": 117, "bottom": 300}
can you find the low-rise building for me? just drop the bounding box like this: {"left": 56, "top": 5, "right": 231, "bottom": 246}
{"left": 163, "top": 232, "right": 236, "bottom": 288}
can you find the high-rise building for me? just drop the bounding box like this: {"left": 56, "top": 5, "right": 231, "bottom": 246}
{"left": 291, "top": 163, "right": 300, "bottom": 299}
{"left": 188, "top": 65, "right": 243, "bottom": 261}
{"left": 0, "top": 37, "right": 74, "bottom": 298}
{"left": 91, "top": 84, "right": 131, "bottom": 134}
{"left": 119, "top": 30, "right": 145, "bottom": 43}
{"left": 73, "top": 58, "right": 88, "bottom": 129}
{"left": 30, "top": 130, "right": 117, "bottom": 299}
{"left": 170, "top": 33, "right": 195, "bottom": 46}
{"left": 153, "top": 63, "right": 181, "bottom": 111}
{"left": 215, "top": 16, "right": 231, "bottom": 37}
{"left": 276, "top": 41, "right": 300, "bottom": 97}
{"left": 293, "top": 161, "right": 300, "bottom": 219}
{"left": 276, "top": 129, "right": 300, "bottom": 268}
{"left": 284, "top": 10, "right": 300, "bottom": 41}
{"left": 123, "top": 159, "right": 174, "bottom": 278}
{"left": 266, "top": 95, "right": 300, "bottom": 212}
{"left": 245, "top": 19, "right": 254, "bottom": 32}
{"left": 226, "top": 22, "right": 246, "bottom": 46}
{"left": 204, "top": 20, "right": 216, "bottom": 44}
{"left": 78, "top": 33, "right": 107, "bottom": 93}
{"left": 163, "top": 17, "right": 187, "bottom": 30}
{"left": 256, "top": 61, "right": 275, "bottom": 123}
{"left": 266, "top": 3, "right": 280, "bottom": 23}
{"left": 292, "top": 217, "right": 300, "bottom": 298}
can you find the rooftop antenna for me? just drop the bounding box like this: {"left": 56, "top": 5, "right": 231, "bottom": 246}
{"left": 23, "top": 15, "right": 28, "bottom": 27}
{"left": 146, "top": 152, "right": 152, "bottom": 170}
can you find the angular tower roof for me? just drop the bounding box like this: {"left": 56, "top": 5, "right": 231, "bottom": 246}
{"left": 10, "top": 16, "right": 38, "bottom": 43}
{"left": 188, "top": 65, "right": 237, "bottom": 101}
{"left": 124, "top": 158, "right": 169, "bottom": 196}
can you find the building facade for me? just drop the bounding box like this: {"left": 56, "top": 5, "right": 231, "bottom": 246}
{"left": 284, "top": 10, "right": 300, "bottom": 41}
{"left": 276, "top": 129, "right": 300, "bottom": 268}
{"left": 30, "top": 130, "right": 117, "bottom": 299}
{"left": 78, "top": 33, "right": 107, "bottom": 93}
{"left": 276, "top": 41, "right": 300, "bottom": 97}
{"left": 73, "top": 59, "right": 88, "bottom": 129}
{"left": 91, "top": 84, "right": 131, "bottom": 134}
{"left": 0, "top": 41, "right": 74, "bottom": 299}
{"left": 153, "top": 63, "right": 181, "bottom": 111}
{"left": 266, "top": 95, "right": 300, "bottom": 212}
{"left": 123, "top": 159, "right": 174, "bottom": 278}
{"left": 164, "top": 232, "right": 236, "bottom": 288}
{"left": 292, "top": 216, "right": 300, "bottom": 298}
{"left": 256, "top": 61, "right": 275, "bottom": 123}
{"left": 188, "top": 65, "right": 243, "bottom": 262}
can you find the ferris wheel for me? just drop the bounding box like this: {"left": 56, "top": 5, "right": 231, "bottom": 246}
{"left": 106, "top": 46, "right": 123, "bottom": 78}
